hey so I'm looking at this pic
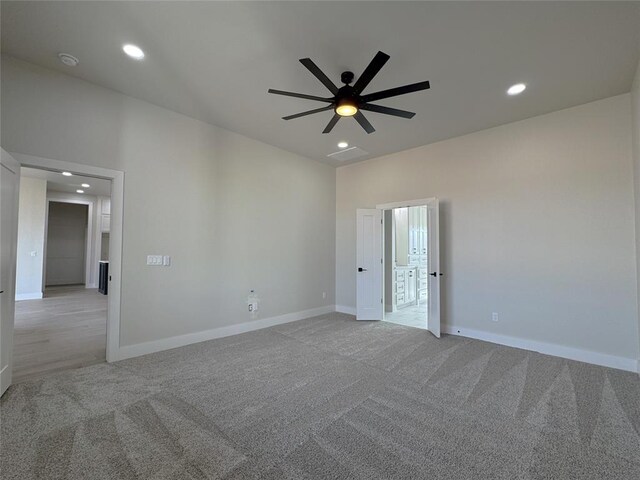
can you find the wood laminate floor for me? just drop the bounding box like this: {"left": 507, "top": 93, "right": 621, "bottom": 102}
{"left": 12, "top": 285, "right": 107, "bottom": 383}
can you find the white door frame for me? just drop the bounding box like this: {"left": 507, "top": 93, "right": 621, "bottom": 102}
{"left": 376, "top": 198, "right": 441, "bottom": 333}
{"left": 376, "top": 198, "right": 437, "bottom": 211}
{"left": 10, "top": 152, "right": 124, "bottom": 363}
{"left": 1, "top": 150, "right": 20, "bottom": 395}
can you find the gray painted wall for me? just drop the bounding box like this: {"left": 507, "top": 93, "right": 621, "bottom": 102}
{"left": 632, "top": 60, "right": 640, "bottom": 365}
{"left": 1, "top": 55, "right": 336, "bottom": 347}
{"left": 15, "top": 176, "right": 46, "bottom": 298}
{"left": 336, "top": 94, "right": 639, "bottom": 362}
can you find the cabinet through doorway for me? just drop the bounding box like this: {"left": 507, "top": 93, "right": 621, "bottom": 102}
{"left": 384, "top": 205, "right": 429, "bottom": 328}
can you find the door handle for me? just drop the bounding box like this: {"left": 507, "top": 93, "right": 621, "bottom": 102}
{"left": 429, "top": 272, "right": 443, "bottom": 277}
{"left": 358, "top": 267, "right": 367, "bottom": 272}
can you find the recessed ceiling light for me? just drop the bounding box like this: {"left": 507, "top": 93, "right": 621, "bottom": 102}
{"left": 337, "top": 142, "right": 349, "bottom": 149}
{"left": 123, "top": 44, "right": 145, "bottom": 60}
{"left": 81, "top": 183, "right": 90, "bottom": 188}
{"left": 76, "top": 189, "right": 84, "bottom": 194}
{"left": 62, "top": 171, "right": 73, "bottom": 176}
{"left": 58, "top": 53, "right": 79, "bottom": 67}
{"left": 507, "top": 83, "right": 526, "bottom": 96}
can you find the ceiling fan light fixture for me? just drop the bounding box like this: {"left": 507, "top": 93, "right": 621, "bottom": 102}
{"left": 336, "top": 100, "right": 358, "bottom": 117}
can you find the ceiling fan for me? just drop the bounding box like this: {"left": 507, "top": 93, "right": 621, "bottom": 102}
{"left": 268, "top": 51, "right": 430, "bottom": 134}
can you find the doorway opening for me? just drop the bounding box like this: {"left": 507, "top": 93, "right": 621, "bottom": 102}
{"left": 12, "top": 167, "right": 113, "bottom": 382}
{"left": 383, "top": 206, "right": 428, "bottom": 329}
{"left": 2, "top": 151, "right": 123, "bottom": 394}
{"left": 355, "top": 197, "right": 441, "bottom": 337}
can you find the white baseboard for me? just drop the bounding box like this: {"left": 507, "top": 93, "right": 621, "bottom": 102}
{"left": 0, "top": 365, "right": 10, "bottom": 397}
{"left": 15, "top": 292, "right": 43, "bottom": 301}
{"left": 114, "top": 305, "right": 335, "bottom": 362}
{"left": 336, "top": 305, "right": 356, "bottom": 315}
{"left": 443, "top": 325, "right": 638, "bottom": 373}
{"left": 330, "top": 306, "right": 637, "bottom": 372}
{"left": 86, "top": 283, "right": 98, "bottom": 289}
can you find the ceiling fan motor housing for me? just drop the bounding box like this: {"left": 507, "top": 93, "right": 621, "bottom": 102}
{"left": 336, "top": 86, "right": 357, "bottom": 107}
{"left": 341, "top": 71, "right": 355, "bottom": 85}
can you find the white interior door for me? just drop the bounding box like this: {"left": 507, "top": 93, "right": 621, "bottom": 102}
{"left": 426, "top": 199, "right": 441, "bottom": 337}
{"left": 1, "top": 149, "right": 20, "bottom": 396}
{"left": 356, "top": 208, "right": 383, "bottom": 320}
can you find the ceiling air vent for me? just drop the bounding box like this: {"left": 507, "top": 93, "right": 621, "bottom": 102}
{"left": 327, "top": 146, "right": 369, "bottom": 162}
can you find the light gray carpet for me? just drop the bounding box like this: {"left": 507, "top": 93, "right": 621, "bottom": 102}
{"left": 1, "top": 312, "right": 639, "bottom": 479}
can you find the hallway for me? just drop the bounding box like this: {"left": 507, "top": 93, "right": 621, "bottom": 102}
{"left": 12, "top": 286, "right": 107, "bottom": 383}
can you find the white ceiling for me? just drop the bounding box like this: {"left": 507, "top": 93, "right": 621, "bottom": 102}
{"left": 21, "top": 167, "right": 112, "bottom": 197}
{"left": 2, "top": 1, "right": 639, "bottom": 166}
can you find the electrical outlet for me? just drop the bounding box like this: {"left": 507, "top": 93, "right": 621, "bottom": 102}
{"left": 322, "top": 292, "right": 327, "bottom": 299}
{"left": 147, "top": 255, "right": 163, "bottom": 266}
{"left": 491, "top": 312, "right": 499, "bottom": 322}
